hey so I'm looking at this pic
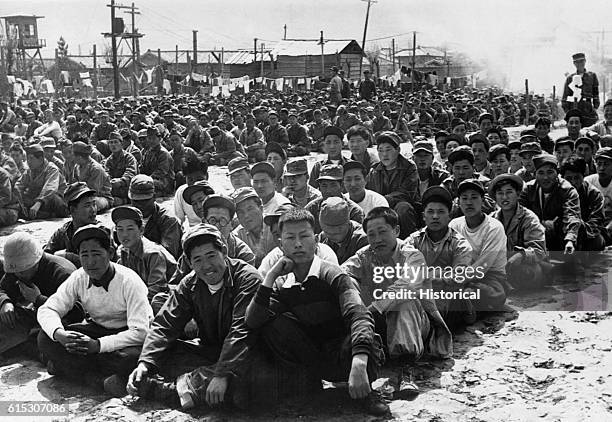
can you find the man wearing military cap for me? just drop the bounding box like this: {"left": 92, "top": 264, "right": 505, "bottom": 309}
{"left": 127, "top": 223, "right": 261, "bottom": 410}
{"left": 15, "top": 144, "right": 68, "bottom": 220}
{"left": 141, "top": 126, "right": 175, "bottom": 196}
{"left": 562, "top": 53, "right": 600, "bottom": 127}
{"left": 104, "top": 131, "right": 138, "bottom": 206}
{"left": 113, "top": 206, "right": 176, "bottom": 302}
{"left": 72, "top": 141, "right": 113, "bottom": 212}
{"left": 515, "top": 141, "right": 542, "bottom": 182}
{"left": 231, "top": 187, "right": 276, "bottom": 267}
{"left": 239, "top": 113, "right": 266, "bottom": 163}
{"left": 412, "top": 140, "right": 450, "bottom": 198}
{"left": 90, "top": 110, "right": 119, "bottom": 144}
{"left": 358, "top": 69, "right": 377, "bottom": 101}
{"left": 38, "top": 224, "right": 152, "bottom": 396}
{"left": 44, "top": 182, "right": 101, "bottom": 268}
{"left": 316, "top": 197, "right": 368, "bottom": 264}
{"left": 24, "top": 110, "right": 43, "bottom": 139}
{"left": 309, "top": 125, "right": 350, "bottom": 189}
{"left": 307, "top": 109, "right": 331, "bottom": 153}
{"left": 263, "top": 110, "right": 289, "bottom": 146}
{"left": 490, "top": 174, "right": 547, "bottom": 290}
{"left": 208, "top": 125, "right": 246, "bottom": 166}
{"left": 40, "top": 137, "right": 65, "bottom": 171}
{"left": 519, "top": 154, "right": 582, "bottom": 255}
{"left": 129, "top": 175, "right": 183, "bottom": 259}
{"left": 286, "top": 109, "right": 311, "bottom": 157}
{"left": 283, "top": 157, "right": 321, "bottom": 208}
{"left": 305, "top": 163, "right": 364, "bottom": 234}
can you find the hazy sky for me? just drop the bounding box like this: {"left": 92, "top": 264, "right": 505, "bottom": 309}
{"left": 3, "top": 0, "right": 612, "bottom": 92}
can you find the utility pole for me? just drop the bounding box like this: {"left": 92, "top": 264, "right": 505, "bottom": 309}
{"left": 92, "top": 44, "right": 98, "bottom": 98}
{"left": 391, "top": 38, "right": 396, "bottom": 73}
{"left": 411, "top": 31, "right": 416, "bottom": 93}
{"left": 108, "top": 0, "right": 120, "bottom": 98}
{"left": 260, "top": 43, "right": 264, "bottom": 80}
{"left": 124, "top": 2, "right": 140, "bottom": 97}
{"left": 320, "top": 31, "right": 325, "bottom": 77}
{"left": 283, "top": 24, "right": 287, "bottom": 40}
{"left": 193, "top": 30, "right": 198, "bottom": 73}
{"left": 359, "top": 0, "right": 376, "bottom": 77}
{"left": 175, "top": 44, "right": 178, "bottom": 74}
{"left": 106, "top": 0, "right": 141, "bottom": 98}
{"left": 253, "top": 38, "right": 257, "bottom": 63}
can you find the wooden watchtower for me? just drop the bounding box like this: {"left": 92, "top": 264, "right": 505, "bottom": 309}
{"left": 1, "top": 15, "right": 46, "bottom": 78}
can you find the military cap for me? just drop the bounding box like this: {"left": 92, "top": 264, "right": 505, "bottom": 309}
{"left": 564, "top": 109, "right": 583, "bottom": 123}
{"left": 129, "top": 175, "right": 155, "bottom": 200}
{"left": 251, "top": 161, "right": 276, "bottom": 179}
{"left": 448, "top": 145, "right": 475, "bottom": 164}
{"left": 555, "top": 137, "right": 575, "bottom": 150}
{"left": 183, "top": 180, "right": 215, "bottom": 204}
{"left": 412, "top": 140, "right": 434, "bottom": 155}
{"left": 40, "top": 137, "right": 56, "bottom": 149}
{"left": 574, "top": 137, "right": 594, "bottom": 150}
{"left": 323, "top": 125, "right": 344, "bottom": 139}
{"left": 64, "top": 182, "right": 96, "bottom": 205}
{"left": 488, "top": 174, "right": 524, "bottom": 196}
{"left": 595, "top": 147, "right": 612, "bottom": 161}
{"left": 376, "top": 131, "right": 401, "bottom": 149}
{"left": 320, "top": 197, "right": 350, "bottom": 226}
{"left": 519, "top": 142, "right": 542, "bottom": 157}
{"left": 263, "top": 203, "right": 296, "bottom": 227}
{"left": 457, "top": 179, "right": 485, "bottom": 197}
{"left": 268, "top": 110, "right": 279, "bottom": 117}
{"left": 146, "top": 125, "right": 161, "bottom": 136}
{"left": 182, "top": 223, "right": 225, "bottom": 256}
{"left": 25, "top": 144, "right": 44, "bottom": 154}
{"left": 343, "top": 160, "right": 367, "bottom": 174}
{"left": 119, "top": 127, "right": 132, "bottom": 138}
{"left": 519, "top": 135, "right": 537, "bottom": 144}
{"left": 478, "top": 112, "right": 494, "bottom": 124}
{"left": 227, "top": 157, "right": 250, "bottom": 175}
{"left": 421, "top": 186, "right": 452, "bottom": 210}
{"left": 265, "top": 141, "right": 287, "bottom": 160}
{"left": 111, "top": 205, "right": 143, "bottom": 225}
{"left": 572, "top": 52, "right": 586, "bottom": 62}
{"left": 108, "top": 131, "right": 123, "bottom": 141}
{"left": 488, "top": 144, "right": 510, "bottom": 161}
{"left": 72, "top": 224, "right": 112, "bottom": 250}
{"left": 72, "top": 141, "right": 92, "bottom": 155}
{"left": 533, "top": 153, "right": 558, "bottom": 170}
{"left": 284, "top": 158, "right": 308, "bottom": 176}
{"left": 202, "top": 194, "right": 236, "bottom": 218}
{"left": 508, "top": 139, "right": 522, "bottom": 150}
{"left": 317, "top": 164, "right": 343, "bottom": 181}
{"left": 450, "top": 118, "right": 466, "bottom": 129}
{"left": 231, "top": 187, "right": 260, "bottom": 206}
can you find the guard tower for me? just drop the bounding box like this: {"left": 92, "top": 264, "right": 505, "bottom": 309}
{"left": 1, "top": 15, "right": 46, "bottom": 78}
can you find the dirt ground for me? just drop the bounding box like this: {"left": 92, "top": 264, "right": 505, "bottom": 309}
{"left": 1, "top": 126, "right": 612, "bottom": 421}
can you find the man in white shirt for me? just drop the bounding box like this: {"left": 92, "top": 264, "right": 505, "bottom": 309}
{"left": 37, "top": 224, "right": 153, "bottom": 396}
{"left": 174, "top": 158, "right": 210, "bottom": 229}
{"left": 585, "top": 147, "right": 612, "bottom": 244}
{"left": 449, "top": 179, "right": 508, "bottom": 313}
{"left": 251, "top": 161, "right": 290, "bottom": 215}
{"left": 343, "top": 160, "right": 388, "bottom": 215}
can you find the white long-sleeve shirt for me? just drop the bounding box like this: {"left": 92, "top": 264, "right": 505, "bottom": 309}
{"left": 173, "top": 184, "right": 201, "bottom": 228}
{"left": 37, "top": 263, "right": 153, "bottom": 353}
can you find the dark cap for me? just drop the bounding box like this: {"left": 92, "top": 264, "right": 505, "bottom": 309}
{"left": 595, "top": 146, "right": 612, "bottom": 161}
{"left": 137, "top": 128, "right": 148, "bottom": 138}
{"left": 317, "top": 164, "right": 343, "bottom": 181}
{"left": 376, "top": 131, "right": 401, "bottom": 149}
{"left": 478, "top": 112, "right": 494, "bottom": 124}
{"left": 519, "top": 142, "right": 542, "bottom": 157}
{"left": 323, "top": 125, "right": 344, "bottom": 140}
{"left": 263, "top": 203, "right": 296, "bottom": 226}
{"left": 72, "top": 141, "right": 92, "bottom": 155}
{"left": 284, "top": 158, "right": 308, "bottom": 176}
{"left": 555, "top": 137, "right": 575, "bottom": 150}
{"left": 343, "top": 160, "right": 366, "bottom": 174}
{"left": 108, "top": 131, "right": 123, "bottom": 141}
{"left": 488, "top": 174, "right": 524, "bottom": 196}
{"left": 458, "top": 179, "right": 485, "bottom": 197}
{"left": 564, "top": 109, "right": 583, "bottom": 123}
{"left": 488, "top": 144, "right": 510, "bottom": 161}
{"left": 519, "top": 135, "right": 537, "bottom": 144}
{"left": 421, "top": 186, "right": 452, "bottom": 210}
{"left": 64, "top": 182, "right": 96, "bottom": 205}
{"left": 251, "top": 161, "right": 276, "bottom": 179}
{"left": 320, "top": 197, "right": 350, "bottom": 226}
{"left": 182, "top": 223, "right": 225, "bottom": 257}
{"left": 508, "top": 139, "right": 522, "bottom": 150}
{"left": 448, "top": 145, "right": 475, "bottom": 164}
{"left": 451, "top": 118, "right": 466, "bottom": 129}
{"left": 40, "top": 137, "right": 56, "bottom": 149}
{"left": 572, "top": 52, "right": 586, "bottom": 61}
{"left": 574, "top": 137, "right": 594, "bottom": 150}
{"left": 129, "top": 175, "right": 155, "bottom": 200}
{"left": 147, "top": 125, "right": 161, "bottom": 136}
{"left": 532, "top": 153, "right": 558, "bottom": 170}
{"left": 231, "top": 187, "right": 260, "bottom": 206}
{"left": 227, "top": 157, "right": 250, "bottom": 175}
{"left": 265, "top": 141, "right": 287, "bottom": 160}
{"left": 202, "top": 194, "right": 236, "bottom": 218}
{"left": 72, "top": 224, "right": 112, "bottom": 250}
{"left": 413, "top": 140, "right": 434, "bottom": 155}
{"left": 25, "top": 144, "right": 44, "bottom": 154}
{"left": 183, "top": 180, "right": 215, "bottom": 204}
{"left": 111, "top": 205, "right": 143, "bottom": 225}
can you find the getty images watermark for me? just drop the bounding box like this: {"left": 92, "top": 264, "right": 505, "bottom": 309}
{"left": 371, "top": 264, "right": 486, "bottom": 300}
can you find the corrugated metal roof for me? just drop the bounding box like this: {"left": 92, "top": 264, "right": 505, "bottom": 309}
{"left": 269, "top": 39, "right": 360, "bottom": 58}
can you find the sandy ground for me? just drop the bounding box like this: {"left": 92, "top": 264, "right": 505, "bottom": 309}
{"left": 1, "top": 126, "right": 612, "bottom": 421}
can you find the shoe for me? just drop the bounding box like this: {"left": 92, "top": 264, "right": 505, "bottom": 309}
{"left": 104, "top": 374, "right": 128, "bottom": 397}
{"left": 138, "top": 376, "right": 180, "bottom": 408}
{"left": 395, "top": 366, "right": 420, "bottom": 399}
{"left": 359, "top": 391, "right": 390, "bottom": 416}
